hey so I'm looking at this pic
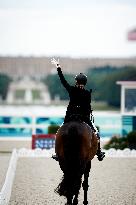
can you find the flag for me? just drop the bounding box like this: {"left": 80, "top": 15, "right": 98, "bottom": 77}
{"left": 128, "top": 28, "right": 136, "bottom": 41}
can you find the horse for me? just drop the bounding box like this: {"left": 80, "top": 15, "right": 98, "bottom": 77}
{"left": 55, "top": 120, "right": 98, "bottom": 205}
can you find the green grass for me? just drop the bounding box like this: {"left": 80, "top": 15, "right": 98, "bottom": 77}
{"left": 51, "top": 100, "right": 120, "bottom": 111}
{"left": 91, "top": 101, "right": 119, "bottom": 111}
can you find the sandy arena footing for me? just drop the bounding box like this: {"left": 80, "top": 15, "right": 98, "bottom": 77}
{"left": 0, "top": 154, "right": 11, "bottom": 190}
{"left": 9, "top": 157, "right": 136, "bottom": 205}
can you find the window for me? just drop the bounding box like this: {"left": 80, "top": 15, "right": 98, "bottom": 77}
{"left": 14, "top": 89, "right": 25, "bottom": 99}
{"left": 125, "top": 88, "right": 136, "bottom": 112}
{"left": 32, "top": 89, "right": 41, "bottom": 100}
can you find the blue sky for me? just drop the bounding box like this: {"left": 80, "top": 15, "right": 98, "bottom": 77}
{"left": 0, "top": 0, "right": 136, "bottom": 57}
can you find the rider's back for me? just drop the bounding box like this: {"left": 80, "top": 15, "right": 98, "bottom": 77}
{"left": 68, "top": 86, "right": 91, "bottom": 114}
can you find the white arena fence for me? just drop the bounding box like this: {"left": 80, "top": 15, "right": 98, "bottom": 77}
{"left": 0, "top": 148, "right": 136, "bottom": 205}
{"left": 0, "top": 110, "right": 122, "bottom": 138}
{"left": 0, "top": 149, "right": 18, "bottom": 205}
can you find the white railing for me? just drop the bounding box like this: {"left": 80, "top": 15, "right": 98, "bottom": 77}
{"left": 0, "top": 149, "right": 18, "bottom": 205}
{"left": 0, "top": 115, "right": 60, "bottom": 136}
{"left": 0, "top": 109, "right": 123, "bottom": 138}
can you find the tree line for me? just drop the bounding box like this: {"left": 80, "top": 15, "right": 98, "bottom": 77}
{"left": 0, "top": 65, "right": 136, "bottom": 107}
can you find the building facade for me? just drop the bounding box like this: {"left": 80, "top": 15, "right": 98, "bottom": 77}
{"left": 7, "top": 77, "right": 51, "bottom": 104}
{"left": 117, "top": 81, "right": 136, "bottom": 136}
{"left": 0, "top": 56, "right": 136, "bottom": 78}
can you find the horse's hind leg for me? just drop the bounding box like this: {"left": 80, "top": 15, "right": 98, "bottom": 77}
{"left": 82, "top": 161, "right": 91, "bottom": 205}
{"left": 66, "top": 196, "right": 73, "bottom": 205}
{"left": 73, "top": 192, "right": 79, "bottom": 205}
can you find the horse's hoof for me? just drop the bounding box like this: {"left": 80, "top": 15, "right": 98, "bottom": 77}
{"left": 73, "top": 199, "right": 78, "bottom": 205}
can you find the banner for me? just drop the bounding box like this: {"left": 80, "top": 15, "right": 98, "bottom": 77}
{"left": 32, "top": 134, "right": 55, "bottom": 149}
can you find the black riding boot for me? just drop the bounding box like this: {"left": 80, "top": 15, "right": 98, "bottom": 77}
{"left": 96, "top": 133, "right": 105, "bottom": 161}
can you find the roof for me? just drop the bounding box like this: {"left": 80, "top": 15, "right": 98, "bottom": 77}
{"left": 117, "top": 81, "right": 136, "bottom": 86}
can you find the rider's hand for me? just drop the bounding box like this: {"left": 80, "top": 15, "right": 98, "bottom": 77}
{"left": 51, "top": 58, "right": 60, "bottom": 68}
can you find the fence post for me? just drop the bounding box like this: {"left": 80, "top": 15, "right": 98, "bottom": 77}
{"left": 32, "top": 116, "right": 36, "bottom": 135}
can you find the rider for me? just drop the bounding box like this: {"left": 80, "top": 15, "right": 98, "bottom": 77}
{"left": 51, "top": 58, "right": 105, "bottom": 161}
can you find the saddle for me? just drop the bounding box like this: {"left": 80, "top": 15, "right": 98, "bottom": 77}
{"left": 66, "top": 113, "right": 84, "bottom": 123}
{"left": 65, "top": 104, "right": 87, "bottom": 123}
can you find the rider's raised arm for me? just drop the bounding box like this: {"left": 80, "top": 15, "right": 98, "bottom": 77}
{"left": 57, "top": 67, "right": 70, "bottom": 91}
{"left": 51, "top": 58, "right": 70, "bottom": 91}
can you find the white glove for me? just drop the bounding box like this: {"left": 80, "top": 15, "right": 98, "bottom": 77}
{"left": 51, "top": 58, "right": 60, "bottom": 68}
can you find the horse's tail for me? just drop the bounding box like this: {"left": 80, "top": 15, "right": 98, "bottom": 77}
{"left": 55, "top": 123, "right": 86, "bottom": 198}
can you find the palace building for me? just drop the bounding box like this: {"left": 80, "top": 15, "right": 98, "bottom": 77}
{"left": 0, "top": 56, "right": 136, "bottom": 78}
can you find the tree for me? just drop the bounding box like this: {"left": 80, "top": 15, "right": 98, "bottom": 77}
{"left": 87, "top": 66, "right": 136, "bottom": 107}
{"left": 87, "top": 66, "right": 119, "bottom": 102}
{"left": 99, "top": 66, "right": 136, "bottom": 106}
{"left": 0, "top": 74, "right": 12, "bottom": 100}
{"left": 43, "top": 73, "right": 74, "bottom": 100}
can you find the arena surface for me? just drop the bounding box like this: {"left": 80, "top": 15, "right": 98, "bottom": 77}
{"left": 8, "top": 157, "right": 136, "bottom": 205}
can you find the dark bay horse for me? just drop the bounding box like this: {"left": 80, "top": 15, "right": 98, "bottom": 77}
{"left": 55, "top": 121, "right": 98, "bottom": 205}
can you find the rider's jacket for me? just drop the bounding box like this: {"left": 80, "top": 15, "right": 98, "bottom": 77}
{"left": 57, "top": 67, "right": 92, "bottom": 121}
